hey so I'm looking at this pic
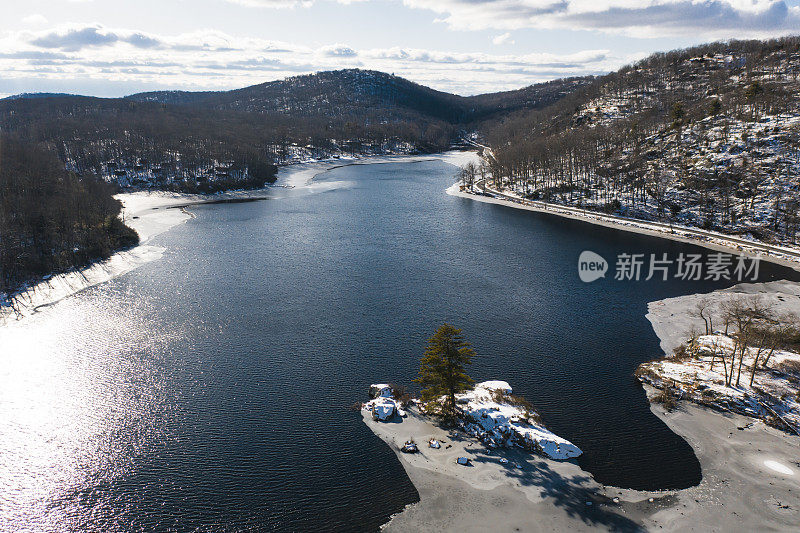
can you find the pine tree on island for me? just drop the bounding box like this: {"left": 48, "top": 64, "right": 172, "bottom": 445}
{"left": 414, "top": 323, "right": 474, "bottom": 423}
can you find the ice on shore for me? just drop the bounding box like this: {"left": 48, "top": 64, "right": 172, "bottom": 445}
{"left": 458, "top": 381, "right": 582, "bottom": 460}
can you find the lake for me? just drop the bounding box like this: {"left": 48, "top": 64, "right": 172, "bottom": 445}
{"left": 2, "top": 158, "right": 798, "bottom": 531}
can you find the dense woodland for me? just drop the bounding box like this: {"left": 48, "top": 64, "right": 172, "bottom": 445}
{"left": 480, "top": 37, "right": 800, "bottom": 245}
{"left": 0, "top": 134, "right": 138, "bottom": 295}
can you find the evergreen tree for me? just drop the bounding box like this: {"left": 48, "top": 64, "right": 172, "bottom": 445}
{"left": 414, "top": 323, "right": 474, "bottom": 421}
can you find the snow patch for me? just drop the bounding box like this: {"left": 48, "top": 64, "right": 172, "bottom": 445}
{"left": 458, "top": 381, "right": 582, "bottom": 460}
{"left": 764, "top": 460, "right": 794, "bottom": 475}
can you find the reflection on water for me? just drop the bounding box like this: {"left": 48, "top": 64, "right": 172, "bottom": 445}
{"left": 0, "top": 293, "right": 177, "bottom": 529}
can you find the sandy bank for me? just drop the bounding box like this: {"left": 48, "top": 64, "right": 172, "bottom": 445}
{"left": 446, "top": 185, "right": 800, "bottom": 273}
{"left": 365, "top": 401, "right": 799, "bottom": 531}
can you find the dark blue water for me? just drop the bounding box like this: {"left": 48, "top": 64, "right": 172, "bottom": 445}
{"left": 2, "top": 159, "right": 798, "bottom": 531}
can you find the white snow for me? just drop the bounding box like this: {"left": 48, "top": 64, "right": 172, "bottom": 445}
{"left": 476, "top": 380, "right": 512, "bottom": 394}
{"left": 457, "top": 381, "right": 582, "bottom": 460}
{"left": 638, "top": 334, "right": 800, "bottom": 432}
{"left": 371, "top": 397, "right": 398, "bottom": 421}
{"left": 364, "top": 384, "right": 405, "bottom": 421}
{"left": 764, "top": 460, "right": 794, "bottom": 475}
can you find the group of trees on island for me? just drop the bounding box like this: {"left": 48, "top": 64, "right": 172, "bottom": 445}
{"left": 414, "top": 323, "right": 475, "bottom": 421}
{"left": 0, "top": 134, "right": 138, "bottom": 297}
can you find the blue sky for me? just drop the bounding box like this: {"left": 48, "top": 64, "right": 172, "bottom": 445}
{"left": 1, "top": 0, "right": 798, "bottom": 97}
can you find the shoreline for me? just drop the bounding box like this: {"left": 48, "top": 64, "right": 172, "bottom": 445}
{"left": 447, "top": 185, "right": 800, "bottom": 273}
{"left": 1, "top": 151, "right": 478, "bottom": 323}
{"left": 367, "top": 279, "right": 800, "bottom": 531}
{"left": 366, "top": 390, "right": 800, "bottom": 532}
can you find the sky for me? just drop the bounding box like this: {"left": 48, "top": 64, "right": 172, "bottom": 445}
{"left": 1, "top": 0, "right": 799, "bottom": 97}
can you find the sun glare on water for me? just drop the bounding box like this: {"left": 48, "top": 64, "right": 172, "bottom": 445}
{"left": 0, "top": 293, "right": 173, "bottom": 529}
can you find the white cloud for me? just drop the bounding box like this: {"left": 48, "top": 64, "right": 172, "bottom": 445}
{"left": 401, "top": 0, "right": 800, "bottom": 38}
{"left": 319, "top": 44, "right": 359, "bottom": 57}
{"left": 492, "top": 32, "right": 514, "bottom": 45}
{"left": 224, "top": 0, "right": 367, "bottom": 7}
{"left": 1, "top": 23, "right": 629, "bottom": 95}
{"left": 225, "top": 0, "right": 313, "bottom": 7}
{"left": 22, "top": 14, "right": 49, "bottom": 26}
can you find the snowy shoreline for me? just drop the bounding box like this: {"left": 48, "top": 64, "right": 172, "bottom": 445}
{"left": 1, "top": 151, "right": 477, "bottom": 323}
{"left": 366, "top": 282, "right": 800, "bottom": 531}
{"left": 366, "top": 397, "right": 799, "bottom": 531}
{"left": 447, "top": 184, "right": 800, "bottom": 272}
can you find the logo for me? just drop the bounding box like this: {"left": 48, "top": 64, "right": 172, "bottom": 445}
{"left": 578, "top": 251, "right": 608, "bottom": 283}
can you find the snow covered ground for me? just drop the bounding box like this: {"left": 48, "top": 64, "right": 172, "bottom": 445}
{"left": 457, "top": 381, "right": 582, "bottom": 459}
{"left": 637, "top": 334, "right": 800, "bottom": 433}
{"left": 363, "top": 380, "right": 581, "bottom": 460}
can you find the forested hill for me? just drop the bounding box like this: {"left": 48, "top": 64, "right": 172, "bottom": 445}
{"left": 483, "top": 37, "right": 800, "bottom": 246}
{"left": 0, "top": 134, "right": 139, "bottom": 297}
{"left": 0, "top": 69, "right": 588, "bottom": 194}
{"left": 129, "top": 70, "right": 470, "bottom": 122}
{"left": 127, "top": 69, "right": 591, "bottom": 124}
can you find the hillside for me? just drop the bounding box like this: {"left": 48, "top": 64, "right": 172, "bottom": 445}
{"left": 481, "top": 37, "right": 800, "bottom": 247}
{"left": 0, "top": 69, "right": 585, "bottom": 193}
{"left": 128, "top": 69, "right": 591, "bottom": 124}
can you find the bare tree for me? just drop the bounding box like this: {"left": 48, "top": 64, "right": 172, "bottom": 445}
{"left": 721, "top": 296, "right": 772, "bottom": 387}
{"left": 692, "top": 297, "right": 715, "bottom": 335}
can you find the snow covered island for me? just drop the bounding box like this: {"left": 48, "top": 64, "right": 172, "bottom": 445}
{"left": 363, "top": 380, "right": 582, "bottom": 460}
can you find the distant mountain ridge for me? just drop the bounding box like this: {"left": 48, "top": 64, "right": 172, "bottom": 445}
{"left": 125, "top": 69, "right": 592, "bottom": 123}
{"left": 2, "top": 92, "right": 84, "bottom": 101}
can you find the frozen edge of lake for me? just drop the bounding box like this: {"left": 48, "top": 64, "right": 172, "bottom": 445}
{"left": 446, "top": 184, "right": 800, "bottom": 273}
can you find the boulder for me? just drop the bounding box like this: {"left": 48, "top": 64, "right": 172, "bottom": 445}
{"left": 371, "top": 397, "right": 397, "bottom": 421}
{"left": 369, "top": 383, "right": 393, "bottom": 399}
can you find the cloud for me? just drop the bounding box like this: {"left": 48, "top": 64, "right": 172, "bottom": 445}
{"left": 31, "top": 27, "right": 117, "bottom": 51}
{"left": 2, "top": 23, "right": 631, "bottom": 96}
{"left": 224, "top": 0, "right": 367, "bottom": 7}
{"left": 320, "top": 44, "right": 358, "bottom": 57}
{"left": 401, "top": 0, "right": 800, "bottom": 38}
{"left": 492, "top": 32, "right": 514, "bottom": 45}
{"left": 225, "top": 0, "right": 313, "bottom": 7}
{"left": 22, "top": 14, "right": 48, "bottom": 25}
{"left": 29, "top": 26, "right": 164, "bottom": 52}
